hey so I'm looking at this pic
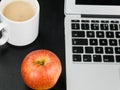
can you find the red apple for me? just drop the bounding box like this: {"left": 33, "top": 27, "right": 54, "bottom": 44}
{"left": 21, "top": 49, "right": 62, "bottom": 90}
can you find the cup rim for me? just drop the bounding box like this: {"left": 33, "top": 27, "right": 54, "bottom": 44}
{"left": 0, "top": 0, "right": 40, "bottom": 24}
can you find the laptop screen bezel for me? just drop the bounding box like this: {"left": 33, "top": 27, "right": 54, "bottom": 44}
{"left": 65, "top": 0, "right": 120, "bottom": 15}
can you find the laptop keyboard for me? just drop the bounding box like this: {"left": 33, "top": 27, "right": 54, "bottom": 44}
{"left": 71, "top": 19, "right": 120, "bottom": 63}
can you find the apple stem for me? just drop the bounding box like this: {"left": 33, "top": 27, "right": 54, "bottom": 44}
{"left": 36, "top": 89, "right": 48, "bottom": 90}
{"left": 36, "top": 60, "right": 45, "bottom": 66}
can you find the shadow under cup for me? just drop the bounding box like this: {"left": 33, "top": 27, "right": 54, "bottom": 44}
{"left": 0, "top": 0, "right": 40, "bottom": 46}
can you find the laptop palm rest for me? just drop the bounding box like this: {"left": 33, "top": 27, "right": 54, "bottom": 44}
{"left": 66, "top": 64, "right": 120, "bottom": 90}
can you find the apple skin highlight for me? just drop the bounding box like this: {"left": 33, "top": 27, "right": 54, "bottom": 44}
{"left": 21, "top": 50, "right": 62, "bottom": 90}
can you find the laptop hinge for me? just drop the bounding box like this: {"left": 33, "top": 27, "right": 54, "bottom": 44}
{"left": 81, "top": 14, "right": 120, "bottom": 18}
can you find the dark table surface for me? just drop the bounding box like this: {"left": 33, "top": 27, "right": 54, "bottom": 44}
{"left": 0, "top": 0, "right": 66, "bottom": 90}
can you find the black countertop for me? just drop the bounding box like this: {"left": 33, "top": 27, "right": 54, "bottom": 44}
{"left": 0, "top": 0, "right": 66, "bottom": 90}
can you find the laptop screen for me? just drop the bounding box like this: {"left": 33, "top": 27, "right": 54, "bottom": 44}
{"left": 76, "top": 0, "right": 120, "bottom": 5}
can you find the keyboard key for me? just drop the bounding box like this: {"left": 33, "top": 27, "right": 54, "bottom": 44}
{"left": 101, "top": 20, "right": 109, "bottom": 23}
{"left": 103, "top": 55, "right": 114, "bottom": 62}
{"left": 85, "top": 47, "right": 93, "bottom": 53}
{"left": 81, "top": 24, "right": 89, "bottom": 30}
{"left": 91, "top": 24, "right": 99, "bottom": 30}
{"left": 111, "top": 20, "right": 119, "bottom": 23}
{"left": 109, "top": 39, "right": 117, "bottom": 46}
{"left": 115, "top": 32, "right": 120, "bottom": 38}
{"left": 95, "top": 47, "right": 103, "bottom": 53}
{"left": 106, "top": 32, "right": 114, "bottom": 38}
{"left": 115, "top": 47, "right": 120, "bottom": 54}
{"left": 100, "top": 24, "right": 109, "bottom": 30}
{"left": 73, "top": 55, "right": 81, "bottom": 62}
{"left": 81, "top": 20, "right": 89, "bottom": 23}
{"left": 99, "top": 39, "right": 108, "bottom": 45}
{"left": 90, "top": 39, "right": 98, "bottom": 45}
{"left": 73, "top": 47, "right": 83, "bottom": 53}
{"left": 96, "top": 31, "right": 104, "bottom": 38}
{"left": 83, "top": 55, "right": 92, "bottom": 62}
{"left": 72, "top": 39, "right": 88, "bottom": 45}
{"left": 87, "top": 31, "right": 95, "bottom": 37}
{"left": 119, "top": 40, "right": 120, "bottom": 46}
{"left": 71, "top": 20, "right": 80, "bottom": 22}
{"left": 93, "top": 55, "right": 102, "bottom": 62}
{"left": 105, "top": 47, "right": 113, "bottom": 54}
{"left": 110, "top": 24, "right": 118, "bottom": 30}
{"left": 72, "top": 31, "right": 85, "bottom": 37}
{"left": 71, "top": 23, "right": 80, "bottom": 30}
{"left": 116, "top": 55, "right": 120, "bottom": 62}
{"left": 91, "top": 20, "right": 99, "bottom": 23}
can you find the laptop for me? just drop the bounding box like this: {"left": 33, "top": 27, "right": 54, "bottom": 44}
{"left": 64, "top": 0, "right": 120, "bottom": 90}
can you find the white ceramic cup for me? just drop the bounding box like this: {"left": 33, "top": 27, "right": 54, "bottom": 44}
{"left": 0, "top": 0, "right": 40, "bottom": 46}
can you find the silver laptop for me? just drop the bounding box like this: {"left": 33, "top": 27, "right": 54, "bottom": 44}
{"left": 64, "top": 0, "right": 120, "bottom": 90}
